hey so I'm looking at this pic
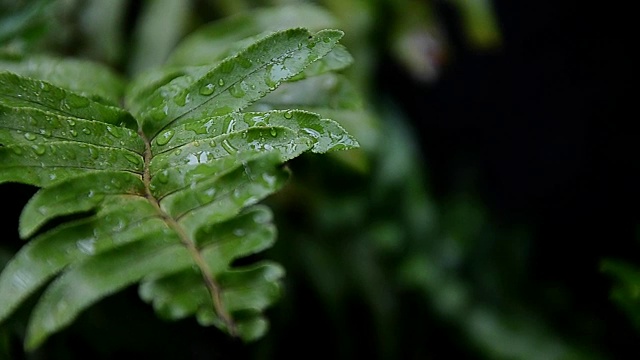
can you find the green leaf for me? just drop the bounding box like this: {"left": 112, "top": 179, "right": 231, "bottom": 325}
{"left": 127, "top": 0, "right": 190, "bottom": 76}
{"left": 0, "top": 72, "right": 137, "bottom": 130}
{"left": 0, "top": 53, "right": 127, "bottom": 105}
{"left": 0, "top": 0, "right": 52, "bottom": 46}
{"left": 0, "top": 196, "right": 164, "bottom": 325}
{"left": 166, "top": 3, "right": 339, "bottom": 67}
{"left": 0, "top": 26, "right": 359, "bottom": 350}
{"left": 129, "top": 27, "right": 345, "bottom": 137}
{"left": 250, "top": 73, "right": 378, "bottom": 171}
{"left": 601, "top": 259, "right": 640, "bottom": 331}
{"left": 19, "top": 171, "right": 146, "bottom": 238}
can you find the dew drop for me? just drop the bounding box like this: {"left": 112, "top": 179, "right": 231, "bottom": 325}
{"left": 11, "top": 147, "right": 23, "bottom": 155}
{"left": 218, "top": 78, "right": 225, "bottom": 86}
{"left": 209, "top": 139, "right": 217, "bottom": 147}
{"left": 82, "top": 128, "right": 91, "bottom": 135}
{"left": 69, "top": 129, "right": 78, "bottom": 137}
{"left": 228, "top": 83, "right": 246, "bottom": 98}
{"left": 106, "top": 126, "right": 121, "bottom": 138}
{"left": 241, "top": 131, "right": 248, "bottom": 139}
{"left": 302, "top": 127, "right": 322, "bottom": 139}
{"left": 23, "top": 132, "right": 37, "bottom": 141}
{"left": 88, "top": 147, "right": 99, "bottom": 159}
{"left": 221, "top": 139, "right": 237, "bottom": 154}
{"left": 150, "top": 107, "right": 167, "bottom": 121}
{"left": 232, "top": 188, "right": 257, "bottom": 207}
{"left": 225, "top": 118, "right": 237, "bottom": 133}
{"left": 283, "top": 111, "right": 293, "bottom": 119}
{"left": 232, "top": 188, "right": 242, "bottom": 201}
{"left": 269, "top": 128, "right": 277, "bottom": 137}
{"left": 48, "top": 117, "right": 62, "bottom": 129}
{"left": 261, "top": 172, "right": 278, "bottom": 187}
{"left": 253, "top": 210, "right": 271, "bottom": 224}
{"left": 124, "top": 153, "right": 141, "bottom": 165}
{"left": 32, "top": 144, "right": 46, "bottom": 155}
{"left": 156, "top": 129, "right": 175, "bottom": 146}
{"left": 67, "top": 119, "right": 76, "bottom": 127}
{"left": 185, "top": 122, "right": 209, "bottom": 135}
{"left": 76, "top": 238, "right": 96, "bottom": 255}
{"left": 155, "top": 170, "right": 169, "bottom": 184}
{"left": 197, "top": 187, "right": 217, "bottom": 204}
{"left": 174, "top": 91, "right": 189, "bottom": 106}
{"left": 11, "top": 270, "right": 32, "bottom": 291}
{"left": 233, "top": 228, "right": 245, "bottom": 237}
{"left": 199, "top": 83, "right": 215, "bottom": 95}
{"left": 264, "top": 65, "right": 278, "bottom": 89}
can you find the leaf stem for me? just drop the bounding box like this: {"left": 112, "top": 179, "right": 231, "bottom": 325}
{"left": 139, "top": 131, "right": 237, "bottom": 336}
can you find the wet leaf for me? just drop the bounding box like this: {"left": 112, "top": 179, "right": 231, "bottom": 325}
{"left": 0, "top": 25, "right": 358, "bottom": 350}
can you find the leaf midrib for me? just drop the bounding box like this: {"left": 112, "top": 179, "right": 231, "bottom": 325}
{"left": 140, "top": 130, "right": 237, "bottom": 335}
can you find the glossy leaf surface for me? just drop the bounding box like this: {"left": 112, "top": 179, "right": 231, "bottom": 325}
{"left": 0, "top": 26, "right": 358, "bottom": 350}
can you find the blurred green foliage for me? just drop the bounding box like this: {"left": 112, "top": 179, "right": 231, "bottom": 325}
{"left": 0, "top": 0, "right": 636, "bottom": 359}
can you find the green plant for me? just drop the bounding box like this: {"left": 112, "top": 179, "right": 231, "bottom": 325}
{"left": 0, "top": 25, "right": 358, "bottom": 351}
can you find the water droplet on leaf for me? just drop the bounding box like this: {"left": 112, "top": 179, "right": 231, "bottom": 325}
{"left": 32, "top": 144, "right": 46, "bottom": 155}
{"left": 199, "top": 83, "right": 215, "bottom": 95}
{"left": 156, "top": 130, "right": 175, "bottom": 146}
{"left": 261, "top": 172, "right": 277, "bottom": 187}
{"left": 229, "top": 83, "right": 246, "bottom": 98}
{"left": 233, "top": 228, "right": 245, "bottom": 237}
{"left": 196, "top": 187, "right": 217, "bottom": 204}
{"left": 124, "top": 153, "right": 141, "bottom": 165}
{"left": 23, "top": 132, "right": 37, "bottom": 141}
{"left": 156, "top": 170, "right": 169, "bottom": 184}
{"left": 76, "top": 238, "right": 96, "bottom": 255}
{"left": 106, "top": 126, "right": 121, "bottom": 138}
{"left": 174, "top": 91, "right": 189, "bottom": 105}
{"left": 221, "top": 139, "right": 237, "bottom": 154}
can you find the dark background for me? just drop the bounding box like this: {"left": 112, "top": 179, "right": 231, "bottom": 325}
{"left": 382, "top": 0, "right": 638, "bottom": 355}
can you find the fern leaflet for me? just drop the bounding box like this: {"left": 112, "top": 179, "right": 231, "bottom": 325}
{"left": 0, "top": 27, "right": 358, "bottom": 350}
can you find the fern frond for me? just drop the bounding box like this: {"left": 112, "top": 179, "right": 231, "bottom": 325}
{"left": 0, "top": 27, "right": 358, "bottom": 350}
